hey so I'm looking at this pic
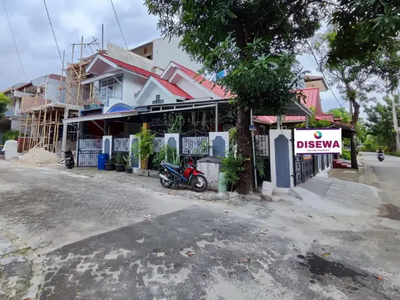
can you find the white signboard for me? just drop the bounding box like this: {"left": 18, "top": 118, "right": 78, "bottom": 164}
{"left": 294, "top": 128, "right": 342, "bottom": 155}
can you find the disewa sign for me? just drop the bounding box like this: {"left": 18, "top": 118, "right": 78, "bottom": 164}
{"left": 294, "top": 128, "right": 342, "bottom": 155}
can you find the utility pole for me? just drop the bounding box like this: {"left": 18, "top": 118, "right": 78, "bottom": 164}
{"left": 391, "top": 93, "right": 400, "bottom": 153}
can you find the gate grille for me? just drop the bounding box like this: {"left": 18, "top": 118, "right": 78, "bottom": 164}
{"left": 78, "top": 138, "right": 102, "bottom": 167}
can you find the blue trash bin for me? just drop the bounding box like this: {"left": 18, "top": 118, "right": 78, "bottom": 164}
{"left": 98, "top": 153, "right": 109, "bottom": 170}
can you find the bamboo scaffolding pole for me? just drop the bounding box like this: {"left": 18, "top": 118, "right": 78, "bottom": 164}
{"left": 22, "top": 113, "right": 29, "bottom": 151}
{"left": 76, "top": 36, "right": 84, "bottom": 105}
{"left": 28, "top": 114, "right": 34, "bottom": 151}
{"left": 54, "top": 109, "right": 60, "bottom": 153}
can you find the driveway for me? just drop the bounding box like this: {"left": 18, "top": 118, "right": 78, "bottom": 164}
{"left": 0, "top": 160, "right": 399, "bottom": 299}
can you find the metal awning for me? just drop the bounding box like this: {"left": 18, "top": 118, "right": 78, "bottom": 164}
{"left": 62, "top": 110, "right": 139, "bottom": 124}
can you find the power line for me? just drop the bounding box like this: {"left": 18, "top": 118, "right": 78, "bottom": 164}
{"left": 273, "top": 0, "right": 347, "bottom": 113}
{"left": 2, "top": 0, "right": 26, "bottom": 80}
{"left": 109, "top": 0, "right": 146, "bottom": 84}
{"left": 43, "top": 0, "right": 63, "bottom": 63}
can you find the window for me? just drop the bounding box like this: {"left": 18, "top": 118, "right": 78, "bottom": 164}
{"left": 152, "top": 94, "right": 164, "bottom": 104}
{"left": 99, "top": 75, "right": 123, "bottom": 104}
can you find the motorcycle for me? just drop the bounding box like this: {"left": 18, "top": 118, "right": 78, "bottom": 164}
{"left": 64, "top": 149, "right": 75, "bottom": 169}
{"left": 159, "top": 157, "right": 208, "bottom": 192}
{"left": 378, "top": 153, "right": 385, "bottom": 162}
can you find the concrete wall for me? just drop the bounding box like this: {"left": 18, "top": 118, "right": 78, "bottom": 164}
{"left": 108, "top": 43, "right": 154, "bottom": 72}
{"left": 152, "top": 36, "right": 202, "bottom": 71}
{"left": 122, "top": 72, "right": 143, "bottom": 106}
{"left": 31, "top": 76, "right": 66, "bottom": 103}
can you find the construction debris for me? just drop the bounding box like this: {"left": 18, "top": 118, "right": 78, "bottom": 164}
{"left": 19, "top": 148, "right": 58, "bottom": 164}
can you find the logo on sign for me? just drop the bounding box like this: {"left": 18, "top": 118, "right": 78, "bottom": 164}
{"left": 314, "top": 131, "right": 322, "bottom": 139}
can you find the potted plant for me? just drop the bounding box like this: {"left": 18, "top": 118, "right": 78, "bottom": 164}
{"left": 105, "top": 157, "right": 115, "bottom": 171}
{"left": 124, "top": 154, "right": 133, "bottom": 173}
{"left": 115, "top": 152, "right": 126, "bottom": 172}
{"left": 135, "top": 127, "right": 155, "bottom": 170}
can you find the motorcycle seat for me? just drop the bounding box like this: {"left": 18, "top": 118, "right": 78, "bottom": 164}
{"left": 164, "top": 162, "right": 181, "bottom": 170}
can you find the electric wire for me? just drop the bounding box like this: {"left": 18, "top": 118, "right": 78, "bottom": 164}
{"left": 43, "top": 0, "right": 63, "bottom": 63}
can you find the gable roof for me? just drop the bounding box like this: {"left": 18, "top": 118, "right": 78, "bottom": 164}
{"left": 153, "top": 77, "right": 193, "bottom": 99}
{"left": 172, "top": 62, "right": 230, "bottom": 99}
{"left": 99, "top": 54, "right": 159, "bottom": 78}
{"left": 254, "top": 87, "right": 323, "bottom": 124}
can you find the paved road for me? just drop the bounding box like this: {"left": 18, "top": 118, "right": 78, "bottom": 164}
{"left": 1, "top": 160, "right": 399, "bottom": 299}
{"left": 361, "top": 152, "right": 400, "bottom": 206}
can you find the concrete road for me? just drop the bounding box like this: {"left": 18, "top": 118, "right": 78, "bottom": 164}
{"left": 0, "top": 160, "right": 399, "bottom": 299}
{"left": 361, "top": 152, "right": 400, "bottom": 207}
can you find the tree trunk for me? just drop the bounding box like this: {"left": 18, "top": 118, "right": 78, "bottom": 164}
{"left": 235, "top": 107, "right": 254, "bottom": 194}
{"left": 350, "top": 99, "right": 360, "bottom": 169}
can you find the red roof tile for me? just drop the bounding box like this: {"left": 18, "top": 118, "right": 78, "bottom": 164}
{"left": 255, "top": 88, "right": 322, "bottom": 124}
{"left": 154, "top": 77, "right": 193, "bottom": 99}
{"left": 172, "top": 62, "right": 231, "bottom": 98}
{"left": 100, "top": 54, "right": 160, "bottom": 78}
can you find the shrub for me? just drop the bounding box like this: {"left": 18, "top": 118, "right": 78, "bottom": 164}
{"left": 2, "top": 130, "right": 19, "bottom": 144}
{"left": 341, "top": 149, "right": 351, "bottom": 160}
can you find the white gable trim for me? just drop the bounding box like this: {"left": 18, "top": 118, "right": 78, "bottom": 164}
{"left": 169, "top": 69, "right": 219, "bottom": 100}
{"left": 86, "top": 54, "right": 148, "bottom": 80}
{"left": 81, "top": 71, "right": 123, "bottom": 85}
{"left": 160, "top": 61, "right": 178, "bottom": 80}
{"left": 136, "top": 76, "right": 181, "bottom": 106}
{"left": 86, "top": 55, "right": 118, "bottom": 75}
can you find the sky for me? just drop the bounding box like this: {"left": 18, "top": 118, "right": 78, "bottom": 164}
{"left": 0, "top": 0, "right": 379, "bottom": 116}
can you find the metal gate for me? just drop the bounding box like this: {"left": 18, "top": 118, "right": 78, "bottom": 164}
{"left": 78, "top": 138, "right": 102, "bottom": 167}
{"left": 294, "top": 155, "right": 315, "bottom": 185}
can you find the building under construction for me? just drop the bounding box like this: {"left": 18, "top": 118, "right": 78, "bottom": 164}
{"left": 17, "top": 38, "right": 99, "bottom": 154}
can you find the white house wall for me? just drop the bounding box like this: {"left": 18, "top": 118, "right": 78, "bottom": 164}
{"left": 137, "top": 82, "right": 174, "bottom": 106}
{"left": 123, "top": 72, "right": 144, "bottom": 106}
{"left": 152, "top": 36, "right": 202, "bottom": 71}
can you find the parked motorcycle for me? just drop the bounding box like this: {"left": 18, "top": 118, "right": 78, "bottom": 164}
{"left": 378, "top": 153, "right": 385, "bottom": 162}
{"left": 159, "top": 157, "right": 208, "bottom": 192}
{"left": 64, "top": 149, "right": 75, "bottom": 169}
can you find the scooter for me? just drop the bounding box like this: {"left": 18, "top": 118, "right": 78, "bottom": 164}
{"left": 378, "top": 153, "right": 385, "bottom": 162}
{"left": 64, "top": 149, "right": 75, "bottom": 169}
{"left": 159, "top": 157, "right": 208, "bottom": 192}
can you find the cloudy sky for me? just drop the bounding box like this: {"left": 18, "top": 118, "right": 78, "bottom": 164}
{"left": 0, "top": 0, "right": 377, "bottom": 114}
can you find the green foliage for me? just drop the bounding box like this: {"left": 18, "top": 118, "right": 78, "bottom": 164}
{"left": 326, "top": 107, "right": 351, "bottom": 124}
{"left": 152, "top": 145, "right": 180, "bottom": 169}
{"left": 135, "top": 127, "right": 155, "bottom": 160}
{"left": 2, "top": 130, "right": 19, "bottom": 144}
{"left": 329, "top": 0, "right": 400, "bottom": 64}
{"left": 167, "top": 113, "right": 184, "bottom": 133}
{"left": 364, "top": 95, "right": 400, "bottom": 151}
{"left": 0, "top": 93, "right": 11, "bottom": 120}
{"left": 297, "top": 107, "right": 332, "bottom": 128}
{"left": 341, "top": 149, "right": 351, "bottom": 160}
{"left": 255, "top": 156, "right": 265, "bottom": 178}
{"left": 124, "top": 153, "right": 132, "bottom": 168}
{"left": 228, "top": 127, "right": 237, "bottom": 151}
{"left": 115, "top": 152, "right": 125, "bottom": 166}
{"left": 362, "top": 135, "right": 381, "bottom": 152}
{"left": 221, "top": 152, "right": 249, "bottom": 186}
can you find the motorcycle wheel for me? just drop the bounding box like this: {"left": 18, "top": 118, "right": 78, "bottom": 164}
{"left": 191, "top": 174, "right": 208, "bottom": 192}
{"left": 160, "top": 171, "right": 173, "bottom": 188}
{"left": 66, "top": 161, "right": 75, "bottom": 169}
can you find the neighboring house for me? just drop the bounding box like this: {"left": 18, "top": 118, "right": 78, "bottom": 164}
{"left": 130, "top": 36, "right": 202, "bottom": 72}
{"left": 81, "top": 54, "right": 229, "bottom": 113}
{"left": 0, "top": 74, "right": 66, "bottom": 141}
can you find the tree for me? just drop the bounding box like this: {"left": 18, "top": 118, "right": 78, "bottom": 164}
{"left": 0, "top": 93, "right": 11, "bottom": 120}
{"left": 326, "top": 107, "right": 351, "bottom": 124}
{"left": 311, "top": 31, "right": 377, "bottom": 169}
{"left": 329, "top": 0, "right": 400, "bottom": 63}
{"left": 145, "top": 0, "right": 326, "bottom": 194}
{"left": 364, "top": 95, "right": 400, "bottom": 151}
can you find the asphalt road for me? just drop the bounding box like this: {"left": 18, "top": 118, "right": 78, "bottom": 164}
{"left": 361, "top": 152, "right": 400, "bottom": 206}
{"left": 1, "top": 160, "right": 399, "bottom": 299}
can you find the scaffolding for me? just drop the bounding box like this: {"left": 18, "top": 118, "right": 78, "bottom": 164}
{"left": 19, "top": 104, "right": 80, "bottom": 154}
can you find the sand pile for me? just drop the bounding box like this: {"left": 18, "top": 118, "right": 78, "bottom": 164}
{"left": 19, "top": 148, "right": 59, "bottom": 164}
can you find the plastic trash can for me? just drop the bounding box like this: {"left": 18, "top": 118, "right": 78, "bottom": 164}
{"left": 98, "top": 153, "right": 109, "bottom": 170}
